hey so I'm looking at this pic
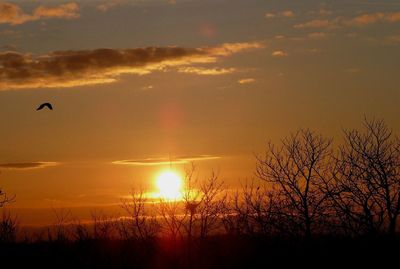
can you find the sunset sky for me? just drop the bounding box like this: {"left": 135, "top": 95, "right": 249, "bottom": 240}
{"left": 1, "top": 0, "right": 400, "bottom": 224}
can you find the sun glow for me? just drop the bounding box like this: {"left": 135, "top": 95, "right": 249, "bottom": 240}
{"left": 155, "top": 170, "right": 183, "bottom": 200}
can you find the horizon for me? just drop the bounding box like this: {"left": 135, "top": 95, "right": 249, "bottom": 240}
{"left": 1, "top": 0, "right": 400, "bottom": 226}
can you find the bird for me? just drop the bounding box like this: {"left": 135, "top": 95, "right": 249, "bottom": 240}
{"left": 36, "top": 103, "right": 53, "bottom": 111}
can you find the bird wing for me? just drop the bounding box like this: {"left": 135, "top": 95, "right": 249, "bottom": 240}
{"left": 36, "top": 103, "right": 53, "bottom": 110}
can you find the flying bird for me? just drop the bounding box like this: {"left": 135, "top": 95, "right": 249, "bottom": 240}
{"left": 36, "top": 103, "right": 53, "bottom": 111}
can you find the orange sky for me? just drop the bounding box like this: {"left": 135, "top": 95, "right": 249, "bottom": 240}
{"left": 0, "top": 0, "right": 400, "bottom": 225}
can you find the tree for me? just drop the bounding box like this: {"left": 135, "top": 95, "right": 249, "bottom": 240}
{"left": 328, "top": 118, "right": 400, "bottom": 235}
{"left": 223, "top": 181, "right": 275, "bottom": 236}
{"left": 0, "top": 210, "right": 18, "bottom": 243}
{"left": 181, "top": 165, "right": 226, "bottom": 239}
{"left": 158, "top": 196, "right": 187, "bottom": 241}
{"left": 0, "top": 183, "right": 16, "bottom": 243}
{"left": 0, "top": 185, "right": 15, "bottom": 208}
{"left": 197, "top": 171, "right": 226, "bottom": 239}
{"left": 120, "top": 188, "right": 160, "bottom": 241}
{"left": 256, "top": 129, "right": 332, "bottom": 239}
{"left": 0, "top": 189, "right": 9, "bottom": 208}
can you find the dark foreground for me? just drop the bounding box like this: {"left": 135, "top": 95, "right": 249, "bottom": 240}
{"left": 1, "top": 235, "right": 399, "bottom": 269}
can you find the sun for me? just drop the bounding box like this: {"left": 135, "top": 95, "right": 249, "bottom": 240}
{"left": 155, "top": 170, "right": 183, "bottom": 200}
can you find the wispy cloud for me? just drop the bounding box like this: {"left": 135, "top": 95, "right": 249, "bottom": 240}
{"left": 281, "top": 10, "right": 295, "bottom": 18}
{"left": 265, "top": 10, "right": 295, "bottom": 19}
{"left": 205, "top": 42, "right": 265, "bottom": 57}
{"left": 345, "top": 12, "right": 400, "bottom": 26}
{"left": 178, "top": 67, "right": 235, "bottom": 75}
{"left": 271, "top": 50, "right": 288, "bottom": 57}
{"left": 0, "top": 42, "right": 264, "bottom": 90}
{"left": 294, "top": 11, "right": 400, "bottom": 29}
{"left": 0, "top": 2, "right": 79, "bottom": 25}
{"left": 141, "top": 85, "right": 154, "bottom": 90}
{"left": 113, "top": 155, "right": 221, "bottom": 166}
{"left": 0, "top": 162, "right": 59, "bottom": 170}
{"left": 294, "top": 19, "right": 338, "bottom": 29}
{"left": 238, "top": 78, "right": 255, "bottom": 84}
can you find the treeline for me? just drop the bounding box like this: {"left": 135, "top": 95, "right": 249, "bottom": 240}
{"left": 1, "top": 118, "right": 400, "bottom": 244}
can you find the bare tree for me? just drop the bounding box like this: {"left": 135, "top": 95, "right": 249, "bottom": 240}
{"left": 50, "top": 208, "right": 72, "bottom": 242}
{"left": 120, "top": 188, "right": 160, "bottom": 241}
{"left": 0, "top": 189, "right": 13, "bottom": 208}
{"left": 197, "top": 171, "right": 226, "bottom": 238}
{"left": 328, "top": 118, "right": 400, "bottom": 235}
{"left": 158, "top": 197, "right": 187, "bottom": 240}
{"left": 73, "top": 220, "right": 91, "bottom": 242}
{"left": 0, "top": 172, "right": 15, "bottom": 208}
{"left": 182, "top": 165, "right": 200, "bottom": 241}
{"left": 91, "top": 210, "right": 116, "bottom": 240}
{"left": 0, "top": 210, "right": 18, "bottom": 243}
{"left": 180, "top": 165, "right": 227, "bottom": 239}
{"left": 222, "top": 181, "right": 275, "bottom": 236}
{"left": 256, "top": 129, "right": 332, "bottom": 239}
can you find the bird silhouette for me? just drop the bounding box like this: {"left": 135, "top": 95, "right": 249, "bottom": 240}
{"left": 36, "top": 103, "right": 53, "bottom": 111}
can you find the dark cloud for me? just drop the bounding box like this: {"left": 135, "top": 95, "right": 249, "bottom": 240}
{"left": 0, "top": 162, "right": 58, "bottom": 170}
{"left": 0, "top": 42, "right": 263, "bottom": 90}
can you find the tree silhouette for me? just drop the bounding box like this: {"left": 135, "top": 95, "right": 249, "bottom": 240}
{"left": 120, "top": 188, "right": 160, "bottom": 241}
{"left": 327, "top": 118, "right": 400, "bottom": 235}
{"left": 256, "top": 129, "right": 332, "bottom": 239}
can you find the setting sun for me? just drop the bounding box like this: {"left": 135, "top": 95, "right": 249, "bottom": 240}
{"left": 155, "top": 170, "right": 183, "bottom": 200}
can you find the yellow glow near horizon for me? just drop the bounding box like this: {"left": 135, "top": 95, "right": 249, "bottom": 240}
{"left": 155, "top": 170, "right": 183, "bottom": 200}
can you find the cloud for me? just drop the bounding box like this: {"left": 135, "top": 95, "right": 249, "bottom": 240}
{"left": 0, "top": 162, "right": 58, "bottom": 170}
{"left": 238, "top": 78, "right": 255, "bottom": 84}
{"left": 294, "top": 11, "right": 400, "bottom": 29}
{"left": 265, "top": 13, "right": 275, "bottom": 19}
{"left": 205, "top": 42, "right": 265, "bottom": 57}
{"left": 345, "top": 12, "right": 400, "bottom": 26}
{"left": 281, "top": 10, "right": 295, "bottom": 18}
{"left": 346, "top": 12, "right": 385, "bottom": 26}
{"left": 265, "top": 10, "right": 294, "bottom": 19}
{"left": 97, "top": 0, "right": 178, "bottom": 11}
{"left": 178, "top": 67, "right": 235, "bottom": 75}
{"left": 113, "top": 155, "right": 221, "bottom": 166}
{"left": 386, "top": 12, "right": 400, "bottom": 22}
{"left": 294, "top": 19, "right": 338, "bottom": 29}
{"left": 0, "top": 2, "right": 79, "bottom": 25}
{"left": 0, "top": 42, "right": 264, "bottom": 90}
{"left": 34, "top": 3, "right": 79, "bottom": 19}
{"left": 141, "top": 85, "right": 154, "bottom": 90}
{"left": 271, "top": 50, "right": 288, "bottom": 57}
{"left": 0, "top": 2, "right": 31, "bottom": 25}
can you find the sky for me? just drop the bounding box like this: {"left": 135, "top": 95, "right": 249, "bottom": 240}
{"left": 0, "top": 0, "right": 400, "bottom": 225}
